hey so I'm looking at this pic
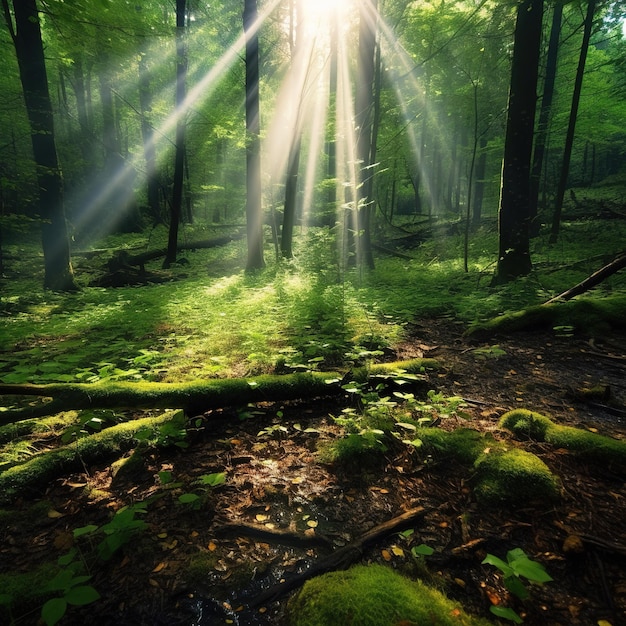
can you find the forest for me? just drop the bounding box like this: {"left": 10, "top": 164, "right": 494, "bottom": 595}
{"left": 1, "top": 0, "right": 626, "bottom": 624}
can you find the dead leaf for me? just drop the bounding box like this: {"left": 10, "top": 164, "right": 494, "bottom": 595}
{"left": 47, "top": 509, "right": 64, "bottom": 519}
{"left": 149, "top": 579, "right": 160, "bottom": 588}
{"left": 306, "top": 520, "right": 318, "bottom": 528}
{"left": 256, "top": 514, "right": 269, "bottom": 522}
{"left": 381, "top": 549, "right": 392, "bottom": 561}
{"left": 53, "top": 532, "right": 73, "bottom": 551}
{"left": 152, "top": 562, "right": 167, "bottom": 573}
{"left": 208, "top": 541, "right": 217, "bottom": 552}
{"left": 391, "top": 545, "right": 404, "bottom": 557}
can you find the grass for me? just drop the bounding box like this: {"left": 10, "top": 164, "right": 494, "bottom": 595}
{"left": 1, "top": 219, "right": 625, "bottom": 389}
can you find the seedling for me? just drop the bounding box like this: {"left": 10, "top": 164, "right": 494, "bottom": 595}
{"left": 482, "top": 548, "right": 553, "bottom": 623}
{"left": 41, "top": 550, "right": 100, "bottom": 626}
{"left": 178, "top": 472, "right": 227, "bottom": 509}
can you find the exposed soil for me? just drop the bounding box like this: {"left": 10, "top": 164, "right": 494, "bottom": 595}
{"left": 2, "top": 321, "right": 626, "bottom": 626}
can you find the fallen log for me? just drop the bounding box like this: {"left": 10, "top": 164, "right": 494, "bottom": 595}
{"left": 212, "top": 521, "right": 334, "bottom": 550}
{"left": 245, "top": 506, "right": 427, "bottom": 608}
{"left": 0, "top": 359, "right": 438, "bottom": 424}
{"left": 544, "top": 252, "right": 626, "bottom": 304}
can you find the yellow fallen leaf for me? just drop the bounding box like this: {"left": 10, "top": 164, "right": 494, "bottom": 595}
{"left": 391, "top": 545, "right": 404, "bottom": 557}
{"left": 256, "top": 514, "right": 269, "bottom": 522}
{"left": 307, "top": 520, "right": 318, "bottom": 528}
{"left": 597, "top": 621, "right": 613, "bottom": 626}
{"left": 208, "top": 541, "right": 217, "bottom": 551}
{"left": 47, "top": 509, "right": 64, "bottom": 519}
{"left": 381, "top": 549, "right": 392, "bottom": 561}
{"left": 149, "top": 579, "right": 160, "bottom": 588}
{"left": 157, "top": 532, "right": 168, "bottom": 539}
{"left": 380, "top": 489, "right": 389, "bottom": 494}
{"left": 152, "top": 562, "right": 167, "bottom": 573}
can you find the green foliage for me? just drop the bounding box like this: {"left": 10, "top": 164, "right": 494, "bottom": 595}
{"left": 178, "top": 471, "right": 227, "bottom": 509}
{"left": 135, "top": 410, "right": 189, "bottom": 449}
{"left": 41, "top": 550, "right": 100, "bottom": 626}
{"left": 74, "top": 501, "right": 149, "bottom": 561}
{"left": 482, "top": 548, "right": 553, "bottom": 623}
{"left": 288, "top": 563, "right": 490, "bottom": 626}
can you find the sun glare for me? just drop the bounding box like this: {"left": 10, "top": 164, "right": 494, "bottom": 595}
{"left": 303, "top": 0, "right": 341, "bottom": 19}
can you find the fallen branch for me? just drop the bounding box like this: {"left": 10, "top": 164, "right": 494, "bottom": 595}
{"left": 544, "top": 253, "right": 626, "bottom": 304}
{"left": 0, "top": 359, "right": 438, "bottom": 424}
{"left": 246, "top": 506, "right": 427, "bottom": 608}
{"left": 212, "top": 521, "right": 333, "bottom": 550}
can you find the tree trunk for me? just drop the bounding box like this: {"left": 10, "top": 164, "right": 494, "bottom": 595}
{"left": 164, "top": 0, "right": 187, "bottom": 268}
{"left": 550, "top": 0, "right": 596, "bottom": 244}
{"left": 355, "top": 0, "right": 378, "bottom": 270}
{"left": 4, "top": 0, "right": 77, "bottom": 291}
{"left": 529, "top": 0, "right": 563, "bottom": 237}
{"left": 492, "top": 0, "right": 543, "bottom": 285}
{"left": 138, "top": 51, "right": 162, "bottom": 225}
{"left": 243, "top": 0, "right": 265, "bottom": 270}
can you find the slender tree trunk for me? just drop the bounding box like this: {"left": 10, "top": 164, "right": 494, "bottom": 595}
{"left": 326, "top": 14, "right": 338, "bottom": 210}
{"left": 355, "top": 0, "right": 378, "bottom": 270}
{"left": 492, "top": 0, "right": 543, "bottom": 285}
{"left": 530, "top": 0, "right": 563, "bottom": 237}
{"left": 550, "top": 0, "right": 596, "bottom": 244}
{"left": 138, "top": 52, "right": 161, "bottom": 225}
{"left": 164, "top": 0, "right": 187, "bottom": 268}
{"left": 3, "top": 0, "right": 77, "bottom": 291}
{"left": 472, "top": 137, "right": 488, "bottom": 227}
{"left": 243, "top": 0, "right": 265, "bottom": 270}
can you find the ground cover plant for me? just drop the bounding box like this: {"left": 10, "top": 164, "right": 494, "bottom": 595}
{"left": 0, "top": 220, "right": 625, "bottom": 625}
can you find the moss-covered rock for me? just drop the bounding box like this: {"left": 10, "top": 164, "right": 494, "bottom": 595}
{"left": 287, "top": 564, "right": 490, "bottom": 626}
{"left": 500, "top": 409, "right": 626, "bottom": 466}
{"left": 473, "top": 448, "right": 560, "bottom": 506}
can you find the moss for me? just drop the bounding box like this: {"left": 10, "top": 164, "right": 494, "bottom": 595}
{"left": 467, "top": 294, "right": 626, "bottom": 337}
{"left": 419, "top": 428, "right": 489, "bottom": 465}
{"left": 501, "top": 409, "right": 626, "bottom": 465}
{"left": 184, "top": 552, "right": 220, "bottom": 588}
{"left": 473, "top": 448, "right": 559, "bottom": 506}
{"left": 0, "top": 561, "right": 57, "bottom": 618}
{"left": 287, "top": 564, "right": 490, "bottom": 626}
{"left": 0, "top": 412, "right": 176, "bottom": 504}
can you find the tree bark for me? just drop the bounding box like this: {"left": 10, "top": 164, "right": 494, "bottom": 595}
{"left": 243, "top": 0, "right": 265, "bottom": 270}
{"left": 492, "top": 0, "right": 543, "bottom": 285}
{"left": 529, "top": 0, "right": 563, "bottom": 237}
{"left": 550, "top": 0, "right": 596, "bottom": 244}
{"left": 4, "top": 0, "right": 77, "bottom": 291}
{"left": 164, "top": 0, "right": 187, "bottom": 268}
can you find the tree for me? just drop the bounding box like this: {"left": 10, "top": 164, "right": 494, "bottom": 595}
{"left": 1, "top": 0, "right": 77, "bottom": 291}
{"left": 550, "top": 0, "right": 597, "bottom": 244}
{"left": 164, "top": 0, "right": 187, "bottom": 269}
{"left": 243, "top": 0, "right": 265, "bottom": 270}
{"left": 355, "top": 0, "right": 379, "bottom": 270}
{"left": 492, "top": 0, "right": 543, "bottom": 285}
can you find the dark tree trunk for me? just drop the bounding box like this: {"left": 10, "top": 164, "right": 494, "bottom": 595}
{"left": 164, "top": 0, "right": 187, "bottom": 268}
{"left": 492, "top": 0, "right": 543, "bottom": 285}
{"left": 472, "top": 137, "right": 488, "bottom": 227}
{"left": 4, "top": 0, "right": 77, "bottom": 291}
{"left": 529, "top": 0, "right": 563, "bottom": 237}
{"left": 550, "top": 0, "right": 596, "bottom": 244}
{"left": 243, "top": 0, "right": 265, "bottom": 270}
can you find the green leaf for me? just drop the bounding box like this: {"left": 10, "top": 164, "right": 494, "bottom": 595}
{"left": 74, "top": 524, "right": 99, "bottom": 538}
{"left": 41, "top": 597, "right": 67, "bottom": 626}
{"left": 510, "top": 557, "right": 553, "bottom": 583}
{"left": 411, "top": 543, "right": 434, "bottom": 557}
{"left": 504, "top": 575, "right": 529, "bottom": 600}
{"left": 65, "top": 585, "right": 101, "bottom": 606}
{"left": 178, "top": 493, "right": 200, "bottom": 504}
{"left": 482, "top": 553, "right": 513, "bottom": 578}
{"left": 197, "top": 472, "right": 226, "bottom": 487}
{"left": 489, "top": 605, "right": 523, "bottom": 623}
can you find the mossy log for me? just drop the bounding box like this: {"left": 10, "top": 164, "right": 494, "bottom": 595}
{"left": 0, "top": 412, "right": 177, "bottom": 504}
{"left": 0, "top": 359, "right": 438, "bottom": 424}
{"left": 466, "top": 293, "right": 626, "bottom": 337}
{"left": 500, "top": 408, "right": 626, "bottom": 466}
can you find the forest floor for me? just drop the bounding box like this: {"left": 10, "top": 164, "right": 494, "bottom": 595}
{"left": 2, "top": 320, "right": 626, "bottom": 626}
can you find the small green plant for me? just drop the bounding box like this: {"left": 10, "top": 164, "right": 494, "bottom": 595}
{"left": 472, "top": 345, "right": 507, "bottom": 359}
{"left": 61, "top": 410, "right": 122, "bottom": 443}
{"left": 41, "top": 550, "right": 100, "bottom": 626}
{"left": 74, "top": 501, "right": 149, "bottom": 561}
{"left": 482, "top": 548, "right": 553, "bottom": 623}
{"left": 135, "top": 410, "right": 189, "bottom": 449}
{"left": 178, "top": 472, "right": 227, "bottom": 510}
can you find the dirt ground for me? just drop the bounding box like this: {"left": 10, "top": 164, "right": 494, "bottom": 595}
{"left": 2, "top": 321, "right": 625, "bottom": 625}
